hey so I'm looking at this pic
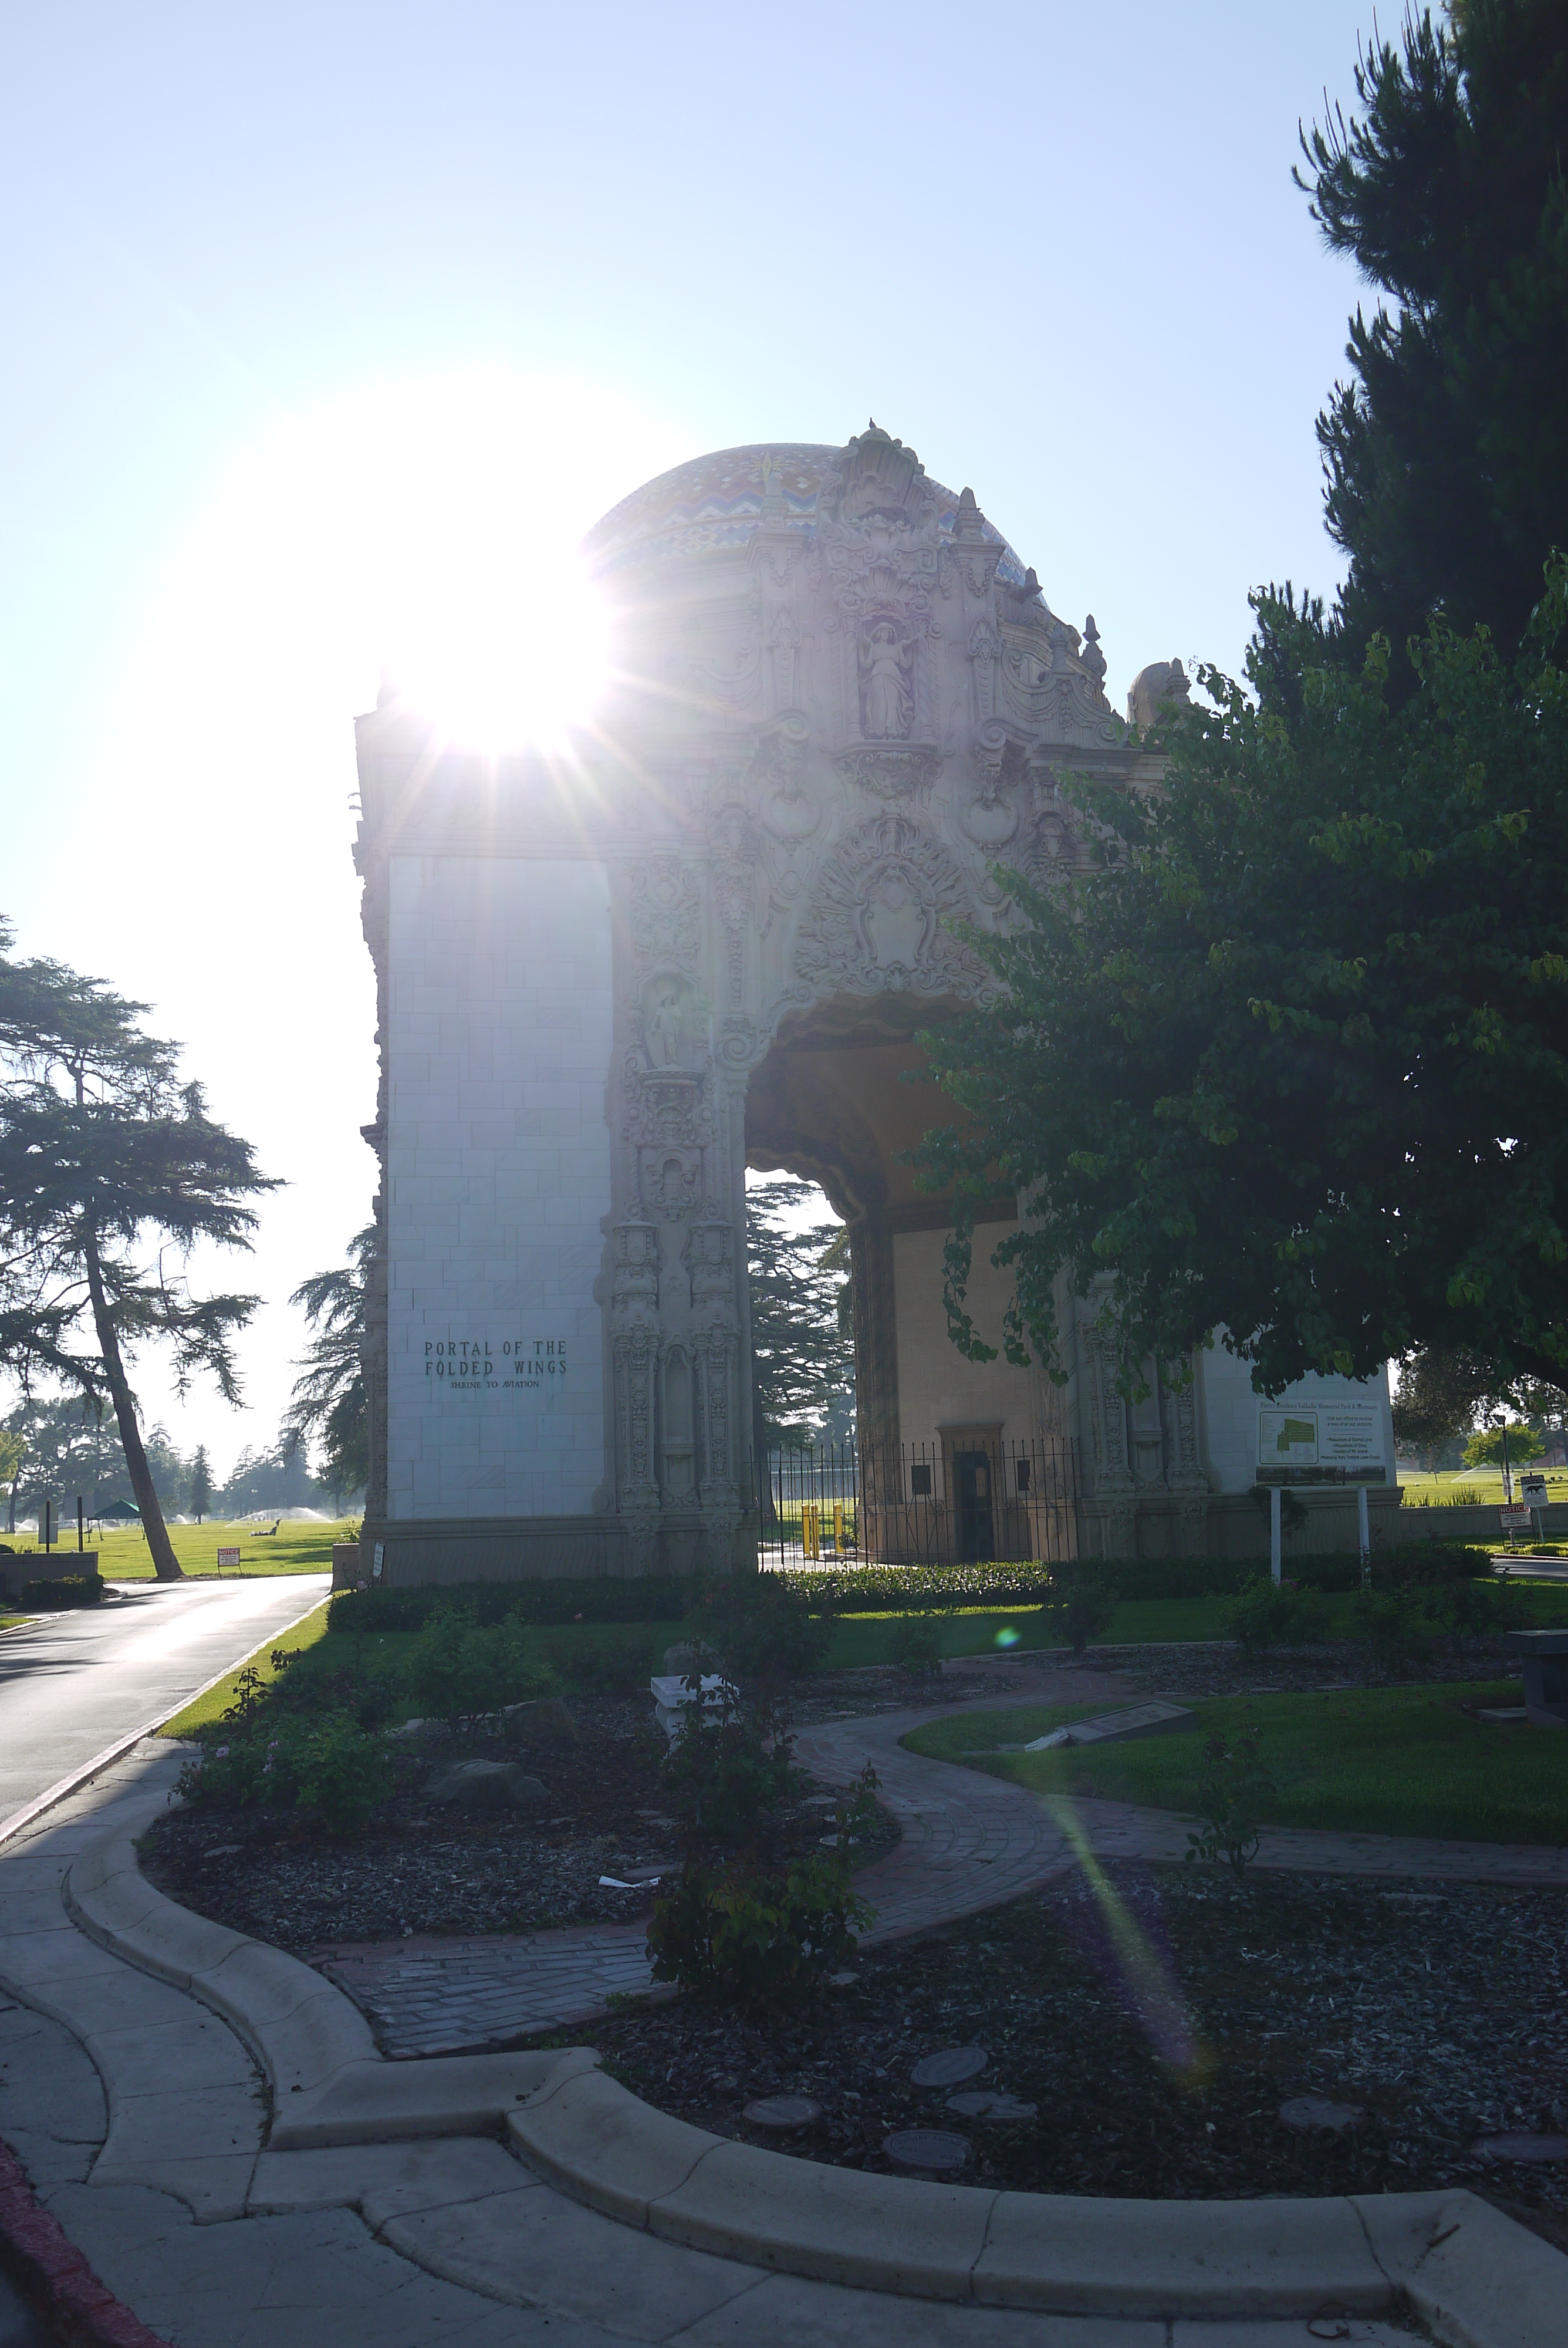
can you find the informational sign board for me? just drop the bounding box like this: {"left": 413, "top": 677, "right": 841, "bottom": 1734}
{"left": 216, "top": 1547, "right": 240, "bottom": 1571}
{"left": 1257, "top": 1398, "right": 1388, "bottom": 1485}
{"left": 371, "top": 1541, "right": 385, "bottom": 1584}
{"left": 1499, "top": 1504, "right": 1532, "bottom": 1529}
{"left": 1519, "top": 1473, "right": 1549, "bottom": 1507}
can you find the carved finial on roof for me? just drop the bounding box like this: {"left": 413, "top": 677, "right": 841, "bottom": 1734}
{"left": 1080, "top": 615, "right": 1107, "bottom": 689}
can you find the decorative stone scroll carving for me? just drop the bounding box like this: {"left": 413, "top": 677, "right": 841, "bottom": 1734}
{"left": 793, "top": 812, "right": 987, "bottom": 1001}
{"left": 630, "top": 859, "right": 702, "bottom": 976}
{"left": 833, "top": 745, "right": 941, "bottom": 803}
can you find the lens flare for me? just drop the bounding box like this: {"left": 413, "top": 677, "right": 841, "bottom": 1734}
{"left": 1045, "top": 1795, "right": 1205, "bottom": 2077}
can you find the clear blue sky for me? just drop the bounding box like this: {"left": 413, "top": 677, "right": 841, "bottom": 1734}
{"left": 0, "top": 1, "right": 1385, "bottom": 1477}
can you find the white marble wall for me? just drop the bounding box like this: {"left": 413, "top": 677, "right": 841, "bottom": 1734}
{"left": 1199, "top": 1344, "right": 1394, "bottom": 1494}
{"left": 385, "top": 854, "right": 613, "bottom": 1520}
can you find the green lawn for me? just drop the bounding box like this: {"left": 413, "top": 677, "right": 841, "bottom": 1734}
{"left": 158, "top": 1598, "right": 336, "bottom": 1735}
{"left": 1399, "top": 1464, "right": 1568, "bottom": 1509}
{"left": 85, "top": 1518, "right": 353, "bottom": 1580}
{"left": 905, "top": 1684, "right": 1568, "bottom": 1846}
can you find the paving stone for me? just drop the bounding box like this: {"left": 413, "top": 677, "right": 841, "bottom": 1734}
{"left": 883, "top": 2127, "right": 971, "bottom": 2172}
{"left": 742, "top": 2094, "right": 822, "bottom": 2131}
{"left": 1470, "top": 2130, "right": 1568, "bottom": 2162}
{"left": 911, "top": 2046, "right": 988, "bottom": 2089}
{"left": 1278, "top": 2096, "right": 1361, "bottom": 2133}
{"left": 946, "top": 2091, "right": 1037, "bottom": 2121}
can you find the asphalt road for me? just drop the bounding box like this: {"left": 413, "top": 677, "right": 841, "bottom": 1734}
{"left": 0, "top": 1574, "right": 331, "bottom": 1832}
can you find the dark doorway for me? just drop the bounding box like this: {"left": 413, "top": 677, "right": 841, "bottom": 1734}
{"left": 954, "top": 1448, "right": 995, "bottom": 1562}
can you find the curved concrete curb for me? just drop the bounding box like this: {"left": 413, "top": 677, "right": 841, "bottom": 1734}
{"left": 507, "top": 2058, "right": 1568, "bottom": 2340}
{"left": 65, "top": 1807, "right": 584, "bottom": 2153}
{"left": 63, "top": 1759, "right": 1568, "bottom": 2344}
{"left": 0, "top": 2136, "right": 174, "bottom": 2348}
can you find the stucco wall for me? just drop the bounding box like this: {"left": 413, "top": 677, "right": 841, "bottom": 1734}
{"left": 385, "top": 853, "right": 613, "bottom": 1520}
{"left": 892, "top": 1223, "right": 1039, "bottom": 1453}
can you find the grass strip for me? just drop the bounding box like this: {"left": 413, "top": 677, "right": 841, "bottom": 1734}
{"left": 904, "top": 1681, "right": 1568, "bottom": 1845}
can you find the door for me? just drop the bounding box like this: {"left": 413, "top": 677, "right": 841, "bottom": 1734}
{"left": 954, "top": 1449, "right": 995, "bottom": 1562}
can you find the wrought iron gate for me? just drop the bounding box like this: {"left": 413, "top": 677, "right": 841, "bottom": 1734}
{"left": 757, "top": 1436, "right": 1078, "bottom": 1569}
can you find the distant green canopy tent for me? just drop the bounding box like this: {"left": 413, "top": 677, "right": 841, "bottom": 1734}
{"left": 94, "top": 1500, "right": 141, "bottom": 1521}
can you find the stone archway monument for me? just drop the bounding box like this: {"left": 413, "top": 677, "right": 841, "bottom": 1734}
{"left": 354, "top": 426, "right": 1395, "bottom": 1584}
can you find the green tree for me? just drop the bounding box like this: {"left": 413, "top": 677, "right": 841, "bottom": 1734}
{"left": 747, "top": 1179, "right": 855, "bottom": 1470}
{"left": 912, "top": 571, "right": 1568, "bottom": 1401}
{"left": 0, "top": 926, "right": 276, "bottom": 1578}
{"left": 1300, "top": 3, "right": 1568, "bottom": 683}
{"left": 0, "top": 1427, "right": 22, "bottom": 1535}
{"left": 1390, "top": 1345, "right": 1495, "bottom": 1466}
{"left": 1462, "top": 1421, "right": 1545, "bottom": 1468}
{"left": 281, "top": 1225, "right": 372, "bottom": 1506}
{"left": 188, "top": 1443, "right": 213, "bottom": 1523}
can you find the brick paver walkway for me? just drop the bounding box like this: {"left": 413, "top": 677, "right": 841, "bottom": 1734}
{"left": 325, "top": 1669, "right": 1568, "bottom": 2057}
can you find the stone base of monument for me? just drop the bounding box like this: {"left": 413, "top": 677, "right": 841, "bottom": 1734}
{"left": 1505, "top": 1628, "right": 1568, "bottom": 1728}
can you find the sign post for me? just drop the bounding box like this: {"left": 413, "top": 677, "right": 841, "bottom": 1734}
{"left": 1257, "top": 1398, "right": 1388, "bottom": 1584}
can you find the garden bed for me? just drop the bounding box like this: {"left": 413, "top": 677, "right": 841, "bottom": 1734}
{"left": 138, "top": 1692, "right": 899, "bottom": 1954}
{"left": 580, "top": 1864, "right": 1568, "bottom": 2248}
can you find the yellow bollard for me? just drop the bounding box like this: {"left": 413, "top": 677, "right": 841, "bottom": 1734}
{"left": 833, "top": 1501, "right": 846, "bottom": 1553}
{"left": 802, "top": 1502, "right": 820, "bottom": 1561}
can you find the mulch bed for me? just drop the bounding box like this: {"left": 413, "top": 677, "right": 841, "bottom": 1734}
{"left": 582, "top": 1862, "right": 1568, "bottom": 2248}
{"left": 137, "top": 1693, "right": 898, "bottom": 1956}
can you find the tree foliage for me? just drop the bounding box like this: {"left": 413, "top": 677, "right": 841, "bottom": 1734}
{"left": 0, "top": 923, "right": 275, "bottom": 1575}
{"left": 281, "top": 1224, "right": 372, "bottom": 1502}
{"left": 1462, "top": 1420, "right": 1545, "bottom": 1467}
{"left": 746, "top": 1178, "right": 854, "bottom": 1452}
{"left": 1300, "top": 2, "right": 1568, "bottom": 680}
{"left": 913, "top": 570, "right": 1568, "bottom": 1399}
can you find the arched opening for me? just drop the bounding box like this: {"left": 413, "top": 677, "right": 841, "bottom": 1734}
{"left": 744, "top": 994, "right": 1076, "bottom": 1564}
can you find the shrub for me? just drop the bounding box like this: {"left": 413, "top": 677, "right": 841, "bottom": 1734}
{"left": 647, "top": 1850, "right": 874, "bottom": 2012}
{"left": 691, "top": 1577, "right": 833, "bottom": 1704}
{"left": 20, "top": 1575, "right": 102, "bottom": 1609}
{"left": 405, "top": 1607, "right": 553, "bottom": 1735}
{"left": 541, "top": 1628, "right": 651, "bottom": 1696}
{"left": 1352, "top": 1585, "right": 1434, "bottom": 1677}
{"left": 177, "top": 1709, "right": 390, "bottom": 1834}
{"left": 328, "top": 1577, "right": 695, "bottom": 1635}
{"left": 1185, "top": 1726, "right": 1275, "bottom": 1880}
{"left": 889, "top": 1615, "right": 944, "bottom": 1678}
{"left": 1047, "top": 1577, "right": 1118, "bottom": 1654}
{"left": 1222, "top": 1576, "right": 1331, "bottom": 1653}
{"left": 659, "top": 1679, "right": 800, "bottom": 1844}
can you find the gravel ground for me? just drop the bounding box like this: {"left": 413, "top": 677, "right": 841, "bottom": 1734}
{"left": 138, "top": 1692, "right": 898, "bottom": 1954}
{"left": 583, "top": 1863, "right": 1568, "bottom": 2249}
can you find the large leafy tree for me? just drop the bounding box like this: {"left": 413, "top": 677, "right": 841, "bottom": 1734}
{"left": 281, "top": 1224, "right": 373, "bottom": 1504}
{"left": 914, "top": 572, "right": 1568, "bottom": 1400}
{"left": 0, "top": 926, "right": 275, "bottom": 1577}
{"left": 1302, "top": 2, "right": 1568, "bottom": 680}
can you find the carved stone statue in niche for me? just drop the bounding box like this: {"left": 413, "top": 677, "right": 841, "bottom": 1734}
{"left": 860, "top": 621, "right": 913, "bottom": 740}
{"left": 647, "top": 983, "right": 682, "bottom": 1070}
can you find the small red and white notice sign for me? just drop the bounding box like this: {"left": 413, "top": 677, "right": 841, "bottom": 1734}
{"left": 217, "top": 1546, "right": 241, "bottom": 1570}
{"left": 1498, "top": 1506, "right": 1531, "bottom": 1529}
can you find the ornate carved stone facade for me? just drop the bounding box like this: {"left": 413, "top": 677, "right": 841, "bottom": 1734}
{"left": 353, "top": 425, "right": 1336, "bottom": 1582}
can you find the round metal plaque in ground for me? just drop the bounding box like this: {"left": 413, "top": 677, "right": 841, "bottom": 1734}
{"left": 946, "top": 2090, "right": 1037, "bottom": 2121}
{"left": 884, "top": 2128, "right": 971, "bottom": 2174}
{"left": 1279, "top": 2097, "right": 1361, "bottom": 2133}
{"left": 910, "top": 2046, "right": 988, "bottom": 2089}
{"left": 1472, "top": 2132, "right": 1568, "bottom": 2163}
{"left": 743, "top": 2094, "right": 822, "bottom": 2132}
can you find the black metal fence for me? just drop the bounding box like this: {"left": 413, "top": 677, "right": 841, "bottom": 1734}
{"left": 757, "top": 1436, "right": 1079, "bottom": 1569}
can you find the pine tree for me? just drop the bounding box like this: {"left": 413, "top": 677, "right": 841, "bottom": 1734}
{"left": 188, "top": 1444, "right": 213, "bottom": 1523}
{"left": 1301, "top": 3, "right": 1568, "bottom": 680}
{"left": 281, "top": 1225, "right": 373, "bottom": 1506}
{"left": 0, "top": 925, "right": 276, "bottom": 1578}
{"left": 746, "top": 1178, "right": 855, "bottom": 1471}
